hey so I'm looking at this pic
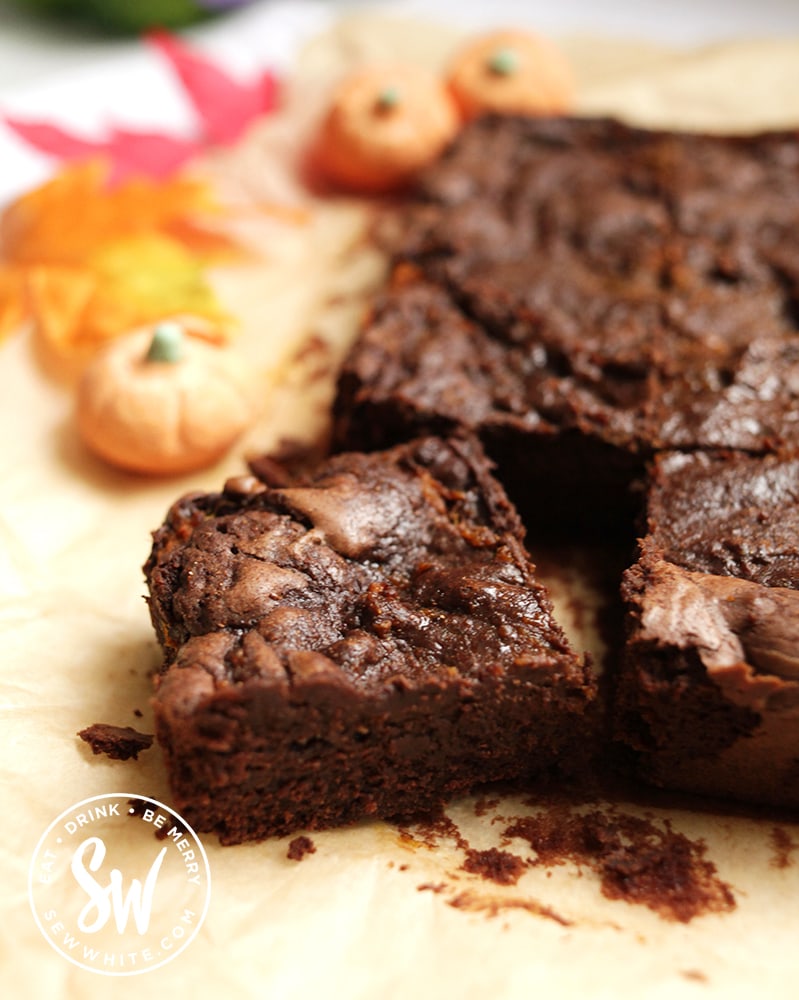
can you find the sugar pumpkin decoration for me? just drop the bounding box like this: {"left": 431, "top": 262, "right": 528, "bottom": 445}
{"left": 313, "top": 63, "right": 459, "bottom": 194}
{"left": 446, "top": 30, "right": 575, "bottom": 120}
{"left": 76, "top": 318, "right": 258, "bottom": 475}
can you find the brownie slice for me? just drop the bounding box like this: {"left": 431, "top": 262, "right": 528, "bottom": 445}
{"left": 334, "top": 116, "right": 799, "bottom": 533}
{"left": 144, "top": 436, "right": 595, "bottom": 843}
{"left": 614, "top": 450, "right": 799, "bottom": 808}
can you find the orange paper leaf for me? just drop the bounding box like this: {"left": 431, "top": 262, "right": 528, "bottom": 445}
{"left": 26, "top": 265, "right": 98, "bottom": 367}
{"left": 0, "top": 161, "right": 232, "bottom": 268}
{"left": 0, "top": 266, "right": 27, "bottom": 342}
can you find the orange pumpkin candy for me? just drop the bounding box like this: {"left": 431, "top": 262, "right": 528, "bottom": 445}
{"left": 447, "top": 30, "right": 575, "bottom": 121}
{"left": 76, "top": 319, "right": 257, "bottom": 476}
{"left": 313, "top": 63, "right": 459, "bottom": 194}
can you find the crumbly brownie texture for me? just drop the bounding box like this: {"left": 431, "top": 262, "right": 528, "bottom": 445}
{"left": 614, "top": 451, "right": 799, "bottom": 807}
{"left": 333, "top": 116, "right": 799, "bottom": 531}
{"left": 145, "top": 436, "right": 594, "bottom": 843}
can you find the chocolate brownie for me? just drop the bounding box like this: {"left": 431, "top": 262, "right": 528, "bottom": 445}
{"left": 333, "top": 116, "right": 799, "bottom": 532}
{"left": 144, "top": 435, "right": 595, "bottom": 843}
{"left": 329, "top": 114, "right": 799, "bottom": 810}
{"left": 614, "top": 451, "right": 799, "bottom": 808}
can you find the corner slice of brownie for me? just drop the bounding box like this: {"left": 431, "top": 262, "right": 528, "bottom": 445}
{"left": 613, "top": 450, "right": 799, "bottom": 808}
{"left": 144, "top": 435, "right": 596, "bottom": 843}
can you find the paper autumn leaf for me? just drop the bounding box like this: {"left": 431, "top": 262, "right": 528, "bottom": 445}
{"left": 2, "top": 31, "right": 280, "bottom": 181}
{"left": 1, "top": 160, "right": 238, "bottom": 266}
{"left": 90, "top": 234, "right": 228, "bottom": 327}
{"left": 0, "top": 268, "right": 26, "bottom": 340}
{"left": 0, "top": 161, "right": 237, "bottom": 361}
{"left": 1, "top": 119, "right": 103, "bottom": 162}
{"left": 25, "top": 266, "right": 97, "bottom": 359}
{"left": 149, "top": 30, "right": 280, "bottom": 146}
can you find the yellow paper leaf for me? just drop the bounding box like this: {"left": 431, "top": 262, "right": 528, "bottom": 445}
{"left": 25, "top": 237, "right": 232, "bottom": 379}
{"left": 86, "top": 234, "right": 231, "bottom": 335}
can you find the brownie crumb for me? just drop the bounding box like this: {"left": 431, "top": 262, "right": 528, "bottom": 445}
{"left": 133, "top": 708, "right": 143, "bottom": 718}
{"left": 126, "top": 796, "right": 167, "bottom": 839}
{"left": 680, "top": 970, "right": 709, "bottom": 984}
{"left": 398, "top": 811, "right": 470, "bottom": 852}
{"left": 417, "top": 882, "right": 448, "bottom": 894}
{"left": 287, "top": 835, "right": 316, "bottom": 861}
{"left": 290, "top": 333, "right": 334, "bottom": 385}
{"left": 770, "top": 827, "right": 798, "bottom": 869}
{"left": 78, "top": 724, "right": 153, "bottom": 761}
{"left": 503, "top": 807, "right": 735, "bottom": 923}
{"left": 398, "top": 799, "right": 733, "bottom": 923}
{"left": 125, "top": 796, "right": 172, "bottom": 841}
{"left": 461, "top": 847, "right": 527, "bottom": 886}
{"left": 448, "top": 891, "right": 572, "bottom": 927}
{"left": 291, "top": 332, "right": 330, "bottom": 366}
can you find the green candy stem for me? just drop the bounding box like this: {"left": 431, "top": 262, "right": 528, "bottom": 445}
{"left": 487, "top": 47, "right": 519, "bottom": 76}
{"left": 146, "top": 322, "right": 185, "bottom": 363}
{"left": 375, "top": 85, "right": 401, "bottom": 113}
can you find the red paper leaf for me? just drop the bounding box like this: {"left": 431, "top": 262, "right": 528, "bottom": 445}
{"left": 149, "top": 30, "right": 278, "bottom": 146}
{"left": 106, "top": 128, "right": 200, "bottom": 182}
{"left": 259, "top": 69, "right": 281, "bottom": 114}
{"left": 4, "top": 33, "right": 281, "bottom": 182}
{"left": 3, "top": 116, "right": 200, "bottom": 183}
{"left": 3, "top": 117, "right": 103, "bottom": 161}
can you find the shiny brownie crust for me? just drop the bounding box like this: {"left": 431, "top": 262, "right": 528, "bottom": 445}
{"left": 334, "top": 116, "right": 799, "bottom": 531}
{"left": 145, "top": 436, "right": 595, "bottom": 843}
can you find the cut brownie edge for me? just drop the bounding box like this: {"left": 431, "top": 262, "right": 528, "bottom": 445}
{"left": 614, "top": 450, "right": 799, "bottom": 809}
{"left": 153, "top": 652, "right": 595, "bottom": 843}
